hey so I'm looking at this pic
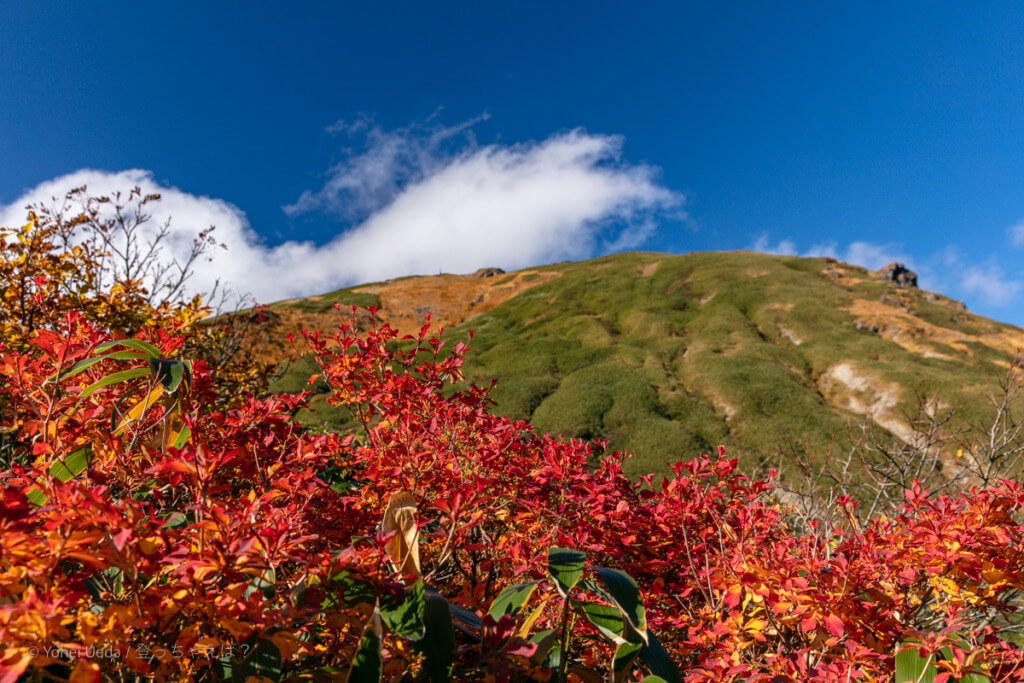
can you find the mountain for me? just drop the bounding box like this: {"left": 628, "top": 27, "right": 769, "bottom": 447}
{"left": 260, "top": 251, "right": 1024, "bottom": 478}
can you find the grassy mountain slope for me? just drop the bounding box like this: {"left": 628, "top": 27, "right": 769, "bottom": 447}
{"left": 264, "top": 251, "right": 1024, "bottom": 478}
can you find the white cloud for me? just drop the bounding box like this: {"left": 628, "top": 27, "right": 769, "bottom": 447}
{"left": 286, "top": 113, "right": 491, "bottom": 222}
{"left": 1008, "top": 220, "right": 1024, "bottom": 248}
{"left": 0, "top": 169, "right": 256, "bottom": 302}
{"left": 750, "top": 234, "right": 911, "bottom": 271}
{"left": 842, "top": 241, "right": 912, "bottom": 271}
{"left": 749, "top": 233, "right": 1024, "bottom": 310}
{"left": 960, "top": 267, "right": 1023, "bottom": 307}
{"left": 1, "top": 123, "right": 681, "bottom": 303}
{"left": 751, "top": 234, "right": 797, "bottom": 256}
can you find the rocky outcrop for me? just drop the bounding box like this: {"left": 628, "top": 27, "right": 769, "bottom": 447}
{"left": 473, "top": 267, "right": 506, "bottom": 278}
{"left": 878, "top": 263, "right": 918, "bottom": 288}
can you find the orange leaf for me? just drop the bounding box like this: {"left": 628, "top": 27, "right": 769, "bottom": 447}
{"left": 69, "top": 660, "right": 101, "bottom": 683}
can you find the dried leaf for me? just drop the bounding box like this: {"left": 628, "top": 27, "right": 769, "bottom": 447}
{"left": 382, "top": 491, "right": 421, "bottom": 579}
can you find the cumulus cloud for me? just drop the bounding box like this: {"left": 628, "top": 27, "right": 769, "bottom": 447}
{"left": 1, "top": 122, "right": 681, "bottom": 302}
{"left": 0, "top": 169, "right": 255, "bottom": 301}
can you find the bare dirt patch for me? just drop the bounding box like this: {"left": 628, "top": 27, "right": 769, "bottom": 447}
{"left": 848, "top": 299, "right": 970, "bottom": 360}
{"left": 778, "top": 325, "right": 803, "bottom": 346}
{"left": 247, "top": 307, "right": 364, "bottom": 362}
{"left": 708, "top": 392, "right": 736, "bottom": 420}
{"left": 253, "top": 269, "right": 564, "bottom": 363}
{"left": 822, "top": 264, "right": 872, "bottom": 288}
{"left": 356, "top": 269, "right": 561, "bottom": 337}
{"left": 639, "top": 261, "right": 661, "bottom": 277}
{"left": 819, "top": 362, "right": 914, "bottom": 444}
{"left": 846, "top": 298, "right": 1024, "bottom": 361}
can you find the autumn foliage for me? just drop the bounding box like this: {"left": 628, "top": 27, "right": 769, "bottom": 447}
{"left": 3, "top": 198, "right": 1024, "bottom": 681}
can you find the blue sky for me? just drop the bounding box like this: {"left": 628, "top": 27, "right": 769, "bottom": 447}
{"left": 2, "top": 2, "right": 1024, "bottom": 323}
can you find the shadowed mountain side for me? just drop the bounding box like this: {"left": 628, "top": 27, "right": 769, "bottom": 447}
{"left": 264, "top": 251, "right": 1024, "bottom": 478}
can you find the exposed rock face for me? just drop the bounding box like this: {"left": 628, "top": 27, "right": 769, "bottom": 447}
{"left": 854, "top": 320, "right": 881, "bottom": 333}
{"left": 473, "top": 267, "right": 506, "bottom": 278}
{"left": 878, "top": 262, "right": 918, "bottom": 288}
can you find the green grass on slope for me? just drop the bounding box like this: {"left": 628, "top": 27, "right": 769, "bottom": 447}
{"left": 448, "top": 251, "right": 1022, "bottom": 478}
{"left": 268, "top": 250, "right": 1024, "bottom": 481}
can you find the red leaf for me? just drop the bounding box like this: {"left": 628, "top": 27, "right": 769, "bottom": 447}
{"left": 823, "top": 614, "right": 844, "bottom": 638}
{"left": 111, "top": 528, "right": 132, "bottom": 552}
{"left": 724, "top": 585, "right": 742, "bottom": 609}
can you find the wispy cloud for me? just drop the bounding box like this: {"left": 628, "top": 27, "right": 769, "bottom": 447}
{"left": 1008, "top": 220, "right": 1024, "bottom": 248}
{"left": 751, "top": 234, "right": 797, "bottom": 256}
{"left": 751, "top": 234, "right": 911, "bottom": 271}
{"left": 960, "top": 266, "right": 1022, "bottom": 307}
{"left": 285, "top": 113, "right": 491, "bottom": 223}
{"left": 1, "top": 119, "right": 682, "bottom": 302}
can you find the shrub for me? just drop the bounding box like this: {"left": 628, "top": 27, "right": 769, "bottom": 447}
{"left": 3, "top": 306, "right": 1024, "bottom": 681}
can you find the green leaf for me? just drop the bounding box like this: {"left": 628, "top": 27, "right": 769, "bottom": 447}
{"left": 895, "top": 643, "right": 936, "bottom": 683}
{"left": 539, "top": 644, "right": 562, "bottom": 669}
{"left": 380, "top": 580, "right": 425, "bottom": 640}
{"left": 216, "top": 635, "right": 282, "bottom": 682}
{"left": 346, "top": 607, "right": 383, "bottom": 683}
{"left": 528, "top": 629, "right": 558, "bottom": 665}
{"left": 25, "top": 488, "right": 47, "bottom": 507}
{"left": 150, "top": 358, "right": 191, "bottom": 394}
{"left": 638, "top": 678, "right": 669, "bottom": 683}
{"left": 58, "top": 350, "right": 152, "bottom": 381}
{"left": 48, "top": 447, "right": 90, "bottom": 482}
{"left": 580, "top": 578, "right": 613, "bottom": 603}
{"left": 547, "top": 547, "right": 586, "bottom": 598}
{"left": 130, "top": 478, "right": 158, "bottom": 502}
{"left": 576, "top": 601, "right": 628, "bottom": 644}
{"left": 487, "top": 580, "right": 541, "bottom": 620}
{"left": 323, "top": 572, "right": 377, "bottom": 610}
{"left": 169, "top": 423, "right": 190, "bottom": 450}
{"left": 241, "top": 638, "right": 282, "bottom": 682}
{"left": 447, "top": 600, "right": 484, "bottom": 632}
{"left": 416, "top": 586, "right": 454, "bottom": 682}
{"left": 592, "top": 565, "right": 647, "bottom": 643}
{"left": 95, "top": 338, "right": 161, "bottom": 358}
{"left": 80, "top": 367, "right": 150, "bottom": 398}
{"left": 613, "top": 642, "right": 643, "bottom": 683}
{"left": 244, "top": 567, "right": 276, "bottom": 600}
{"left": 84, "top": 567, "right": 123, "bottom": 602}
{"left": 638, "top": 630, "right": 683, "bottom": 683}
{"left": 960, "top": 674, "right": 993, "bottom": 683}
{"left": 23, "top": 447, "right": 91, "bottom": 506}
{"left": 162, "top": 511, "right": 188, "bottom": 529}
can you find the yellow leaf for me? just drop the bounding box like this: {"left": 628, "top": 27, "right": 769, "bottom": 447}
{"left": 115, "top": 384, "right": 164, "bottom": 434}
{"left": 518, "top": 595, "right": 551, "bottom": 639}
